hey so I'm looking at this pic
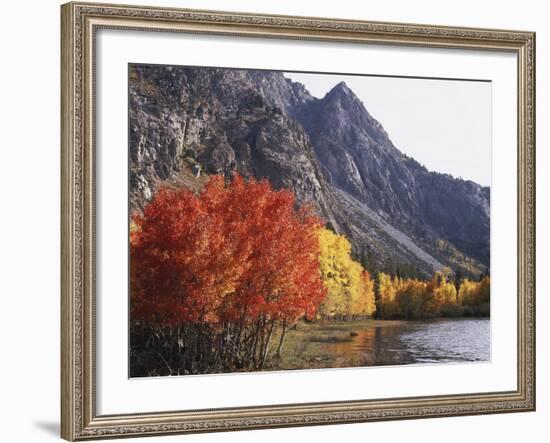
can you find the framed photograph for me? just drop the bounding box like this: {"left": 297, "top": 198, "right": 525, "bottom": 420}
{"left": 61, "top": 1, "right": 536, "bottom": 440}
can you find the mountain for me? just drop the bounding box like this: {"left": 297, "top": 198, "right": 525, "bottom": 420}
{"left": 129, "top": 64, "right": 490, "bottom": 278}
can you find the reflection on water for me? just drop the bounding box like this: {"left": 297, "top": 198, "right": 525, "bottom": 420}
{"left": 328, "top": 319, "right": 490, "bottom": 366}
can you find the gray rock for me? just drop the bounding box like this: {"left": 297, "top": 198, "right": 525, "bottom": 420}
{"left": 128, "top": 65, "right": 490, "bottom": 278}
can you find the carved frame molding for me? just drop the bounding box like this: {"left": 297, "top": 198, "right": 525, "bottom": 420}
{"left": 61, "top": 2, "right": 535, "bottom": 440}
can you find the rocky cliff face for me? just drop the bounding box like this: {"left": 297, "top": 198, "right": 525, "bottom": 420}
{"left": 284, "top": 78, "right": 490, "bottom": 271}
{"left": 129, "top": 66, "right": 339, "bottom": 228}
{"left": 129, "top": 64, "right": 490, "bottom": 278}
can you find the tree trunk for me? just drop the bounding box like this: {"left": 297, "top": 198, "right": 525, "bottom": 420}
{"left": 250, "top": 319, "right": 262, "bottom": 369}
{"left": 276, "top": 320, "right": 287, "bottom": 357}
{"left": 259, "top": 320, "right": 276, "bottom": 369}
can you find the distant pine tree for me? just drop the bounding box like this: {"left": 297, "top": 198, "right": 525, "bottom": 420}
{"left": 454, "top": 267, "right": 463, "bottom": 291}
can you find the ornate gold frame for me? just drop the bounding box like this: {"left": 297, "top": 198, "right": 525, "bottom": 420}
{"left": 61, "top": 2, "right": 536, "bottom": 440}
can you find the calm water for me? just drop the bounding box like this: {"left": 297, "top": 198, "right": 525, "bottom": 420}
{"left": 329, "top": 319, "right": 490, "bottom": 366}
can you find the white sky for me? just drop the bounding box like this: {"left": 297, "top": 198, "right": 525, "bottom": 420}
{"left": 284, "top": 72, "right": 491, "bottom": 187}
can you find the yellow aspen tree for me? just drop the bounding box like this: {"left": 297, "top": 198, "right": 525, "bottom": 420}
{"left": 378, "top": 272, "right": 396, "bottom": 304}
{"left": 317, "top": 228, "right": 375, "bottom": 319}
{"left": 350, "top": 269, "right": 376, "bottom": 317}
{"left": 458, "top": 279, "right": 478, "bottom": 305}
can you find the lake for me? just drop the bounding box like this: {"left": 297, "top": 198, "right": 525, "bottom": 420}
{"left": 327, "top": 318, "right": 490, "bottom": 366}
{"left": 275, "top": 318, "right": 490, "bottom": 370}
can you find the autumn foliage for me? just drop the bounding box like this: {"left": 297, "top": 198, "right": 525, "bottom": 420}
{"left": 317, "top": 228, "right": 375, "bottom": 319}
{"left": 376, "top": 269, "right": 490, "bottom": 320}
{"left": 130, "top": 174, "right": 325, "bottom": 375}
{"left": 130, "top": 174, "right": 490, "bottom": 376}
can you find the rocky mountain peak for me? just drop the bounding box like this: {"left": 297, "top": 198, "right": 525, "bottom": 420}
{"left": 129, "top": 65, "right": 490, "bottom": 279}
{"left": 327, "top": 80, "right": 353, "bottom": 97}
{"left": 323, "top": 81, "right": 364, "bottom": 111}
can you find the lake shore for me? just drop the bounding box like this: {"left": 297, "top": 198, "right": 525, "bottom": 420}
{"left": 266, "top": 318, "right": 489, "bottom": 371}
